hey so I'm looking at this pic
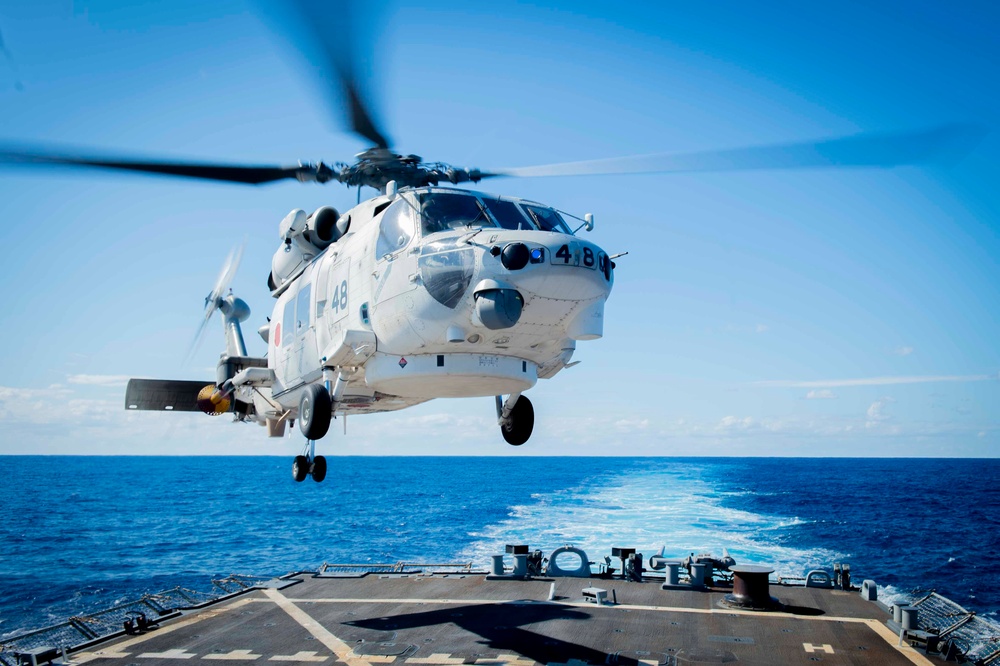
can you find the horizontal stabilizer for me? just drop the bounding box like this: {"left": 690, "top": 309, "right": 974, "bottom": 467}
{"left": 125, "top": 378, "right": 211, "bottom": 412}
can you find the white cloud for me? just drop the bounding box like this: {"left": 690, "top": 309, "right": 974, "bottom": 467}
{"left": 866, "top": 397, "right": 895, "bottom": 428}
{"left": 717, "top": 415, "right": 755, "bottom": 431}
{"left": 805, "top": 389, "right": 836, "bottom": 400}
{"left": 614, "top": 418, "right": 650, "bottom": 432}
{"left": 756, "top": 374, "right": 996, "bottom": 388}
{"left": 67, "top": 374, "right": 132, "bottom": 387}
{"left": 893, "top": 346, "right": 915, "bottom": 356}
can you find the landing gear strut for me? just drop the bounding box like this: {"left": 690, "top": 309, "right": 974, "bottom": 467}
{"left": 292, "top": 384, "right": 332, "bottom": 483}
{"left": 293, "top": 439, "right": 327, "bottom": 483}
{"left": 497, "top": 393, "right": 534, "bottom": 446}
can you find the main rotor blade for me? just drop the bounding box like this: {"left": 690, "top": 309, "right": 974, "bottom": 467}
{"left": 0, "top": 145, "right": 322, "bottom": 185}
{"left": 481, "top": 124, "right": 987, "bottom": 179}
{"left": 277, "top": 0, "right": 391, "bottom": 149}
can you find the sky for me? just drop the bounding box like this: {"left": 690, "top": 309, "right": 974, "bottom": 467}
{"left": 0, "top": 0, "right": 997, "bottom": 457}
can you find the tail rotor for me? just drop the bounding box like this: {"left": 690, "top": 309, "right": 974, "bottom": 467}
{"left": 188, "top": 241, "right": 247, "bottom": 362}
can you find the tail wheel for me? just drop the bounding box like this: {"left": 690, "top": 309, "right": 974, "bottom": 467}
{"left": 311, "top": 455, "right": 327, "bottom": 482}
{"left": 299, "top": 384, "right": 332, "bottom": 440}
{"left": 501, "top": 396, "right": 534, "bottom": 446}
{"left": 292, "top": 455, "right": 309, "bottom": 482}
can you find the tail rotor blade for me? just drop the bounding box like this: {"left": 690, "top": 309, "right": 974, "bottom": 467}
{"left": 211, "top": 240, "right": 245, "bottom": 304}
{"left": 186, "top": 240, "right": 246, "bottom": 364}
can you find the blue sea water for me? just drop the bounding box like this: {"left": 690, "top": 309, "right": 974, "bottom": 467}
{"left": 1, "top": 456, "right": 998, "bottom": 637}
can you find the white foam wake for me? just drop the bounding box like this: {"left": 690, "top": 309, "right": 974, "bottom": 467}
{"left": 457, "top": 462, "right": 843, "bottom": 578}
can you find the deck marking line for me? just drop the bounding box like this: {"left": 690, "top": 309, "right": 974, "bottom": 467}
{"left": 262, "top": 588, "right": 373, "bottom": 666}
{"left": 362, "top": 658, "right": 398, "bottom": 664}
{"left": 69, "top": 652, "right": 131, "bottom": 663}
{"left": 70, "top": 598, "right": 255, "bottom": 663}
{"left": 269, "top": 652, "right": 328, "bottom": 663}
{"left": 138, "top": 648, "right": 196, "bottom": 659}
{"left": 863, "top": 619, "right": 937, "bottom": 666}
{"left": 204, "top": 650, "right": 263, "bottom": 660}
{"left": 405, "top": 654, "right": 464, "bottom": 664}
{"left": 275, "top": 597, "right": 874, "bottom": 624}
{"left": 474, "top": 655, "right": 535, "bottom": 665}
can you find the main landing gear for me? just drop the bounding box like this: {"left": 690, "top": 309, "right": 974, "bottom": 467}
{"left": 293, "top": 384, "right": 332, "bottom": 483}
{"left": 292, "top": 448, "right": 327, "bottom": 482}
{"left": 497, "top": 393, "right": 534, "bottom": 446}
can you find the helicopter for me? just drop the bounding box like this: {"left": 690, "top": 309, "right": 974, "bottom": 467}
{"left": 0, "top": 3, "right": 984, "bottom": 480}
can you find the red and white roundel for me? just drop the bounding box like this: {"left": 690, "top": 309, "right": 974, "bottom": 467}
{"left": 274, "top": 322, "right": 281, "bottom": 347}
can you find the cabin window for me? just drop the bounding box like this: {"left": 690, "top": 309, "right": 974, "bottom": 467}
{"left": 522, "top": 204, "right": 571, "bottom": 234}
{"left": 483, "top": 197, "right": 532, "bottom": 230}
{"left": 419, "top": 192, "right": 496, "bottom": 236}
{"left": 295, "top": 284, "right": 312, "bottom": 334}
{"left": 281, "top": 299, "right": 295, "bottom": 347}
{"left": 375, "top": 199, "right": 416, "bottom": 259}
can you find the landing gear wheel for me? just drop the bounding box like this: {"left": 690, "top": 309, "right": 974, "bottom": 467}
{"left": 299, "top": 384, "right": 332, "bottom": 440}
{"left": 501, "top": 396, "right": 534, "bottom": 446}
{"left": 292, "top": 455, "right": 309, "bottom": 482}
{"left": 311, "top": 455, "right": 327, "bottom": 482}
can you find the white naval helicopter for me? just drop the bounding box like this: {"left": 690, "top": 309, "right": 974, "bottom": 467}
{"left": 144, "top": 173, "right": 616, "bottom": 483}
{"left": 0, "top": 3, "right": 983, "bottom": 482}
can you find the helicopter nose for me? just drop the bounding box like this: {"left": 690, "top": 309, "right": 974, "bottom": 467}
{"left": 491, "top": 237, "right": 613, "bottom": 302}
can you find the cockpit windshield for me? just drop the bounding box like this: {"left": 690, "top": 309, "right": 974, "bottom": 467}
{"left": 419, "top": 193, "right": 494, "bottom": 236}
{"left": 483, "top": 197, "right": 532, "bottom": 231}
{"left": 416, "top": 191, "right": 574, "bottom": 237}
{"left": 522, "top": 204, "right": 571, "bottom": 234}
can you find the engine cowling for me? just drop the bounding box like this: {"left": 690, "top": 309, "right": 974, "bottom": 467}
{"left": 305, "top": 206, "right": 348, "bottom": 249}
{"left": 270, "top": 207, "right": 350, "bottom": 292}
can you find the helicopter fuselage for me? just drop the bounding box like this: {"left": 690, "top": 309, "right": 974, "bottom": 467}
{"left": 245, "top": 185, "right": 614, "bottom": 429}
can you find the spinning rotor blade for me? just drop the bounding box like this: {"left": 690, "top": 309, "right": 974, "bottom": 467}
{"left": 0, "top": 145, "right": 332, "bottom": 185}
{"left": 480, "top": 124, "right": 987, "bottom": 179}
{"left": 189, "top": 241, "right": 245, "bottom": 362}
{"left": 278, "top": 0, "right": 391, "bottom": 149}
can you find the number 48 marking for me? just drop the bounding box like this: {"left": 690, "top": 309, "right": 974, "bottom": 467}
{"left": 555, "top": 243, "right": 595, "bottom": 268}
{"left": 331, "top": 279, "right": 348, "bottom": 313}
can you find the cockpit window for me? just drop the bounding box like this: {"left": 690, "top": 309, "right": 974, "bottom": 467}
{"left": 483, "top": 197, "right": 532, "bottom": 230}
{"left": 419, "top": 192, "right": 496, "bottom": 236}
{"left": 375, "top": 199, "right": 416, "bottom": 259}
{"left": 522, "top": 204, "right": 571, "bottom": 233}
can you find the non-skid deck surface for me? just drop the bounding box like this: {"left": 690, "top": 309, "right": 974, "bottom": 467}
{"left": 71, "top": 574, "right": 931, "bottom": 666}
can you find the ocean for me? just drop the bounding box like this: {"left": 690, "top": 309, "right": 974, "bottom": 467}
{"left": 1, "top": 456, "right": 998, "bottom": 637}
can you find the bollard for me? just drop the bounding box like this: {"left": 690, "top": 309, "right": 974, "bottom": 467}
{"left": 513, "top": 553, "right": 529, "bottom": 577}
{"left": 491, "top": 554, "right": 505, "bottom": 576}
{"left": 666, "top": 563, "right": 682, "bottom": 586}
{"left": 901, "top": 606, "right": 919, "bottom": 631}
{"left": 892, "top": 603, "right": 904, "bottom": 623}
{"left": 690, "top": 563, "right": 708, "bottom": 588}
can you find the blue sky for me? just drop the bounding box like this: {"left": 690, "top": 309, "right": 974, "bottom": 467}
{"left": 0, "top": 0, "right": 996, "bottom": 456}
